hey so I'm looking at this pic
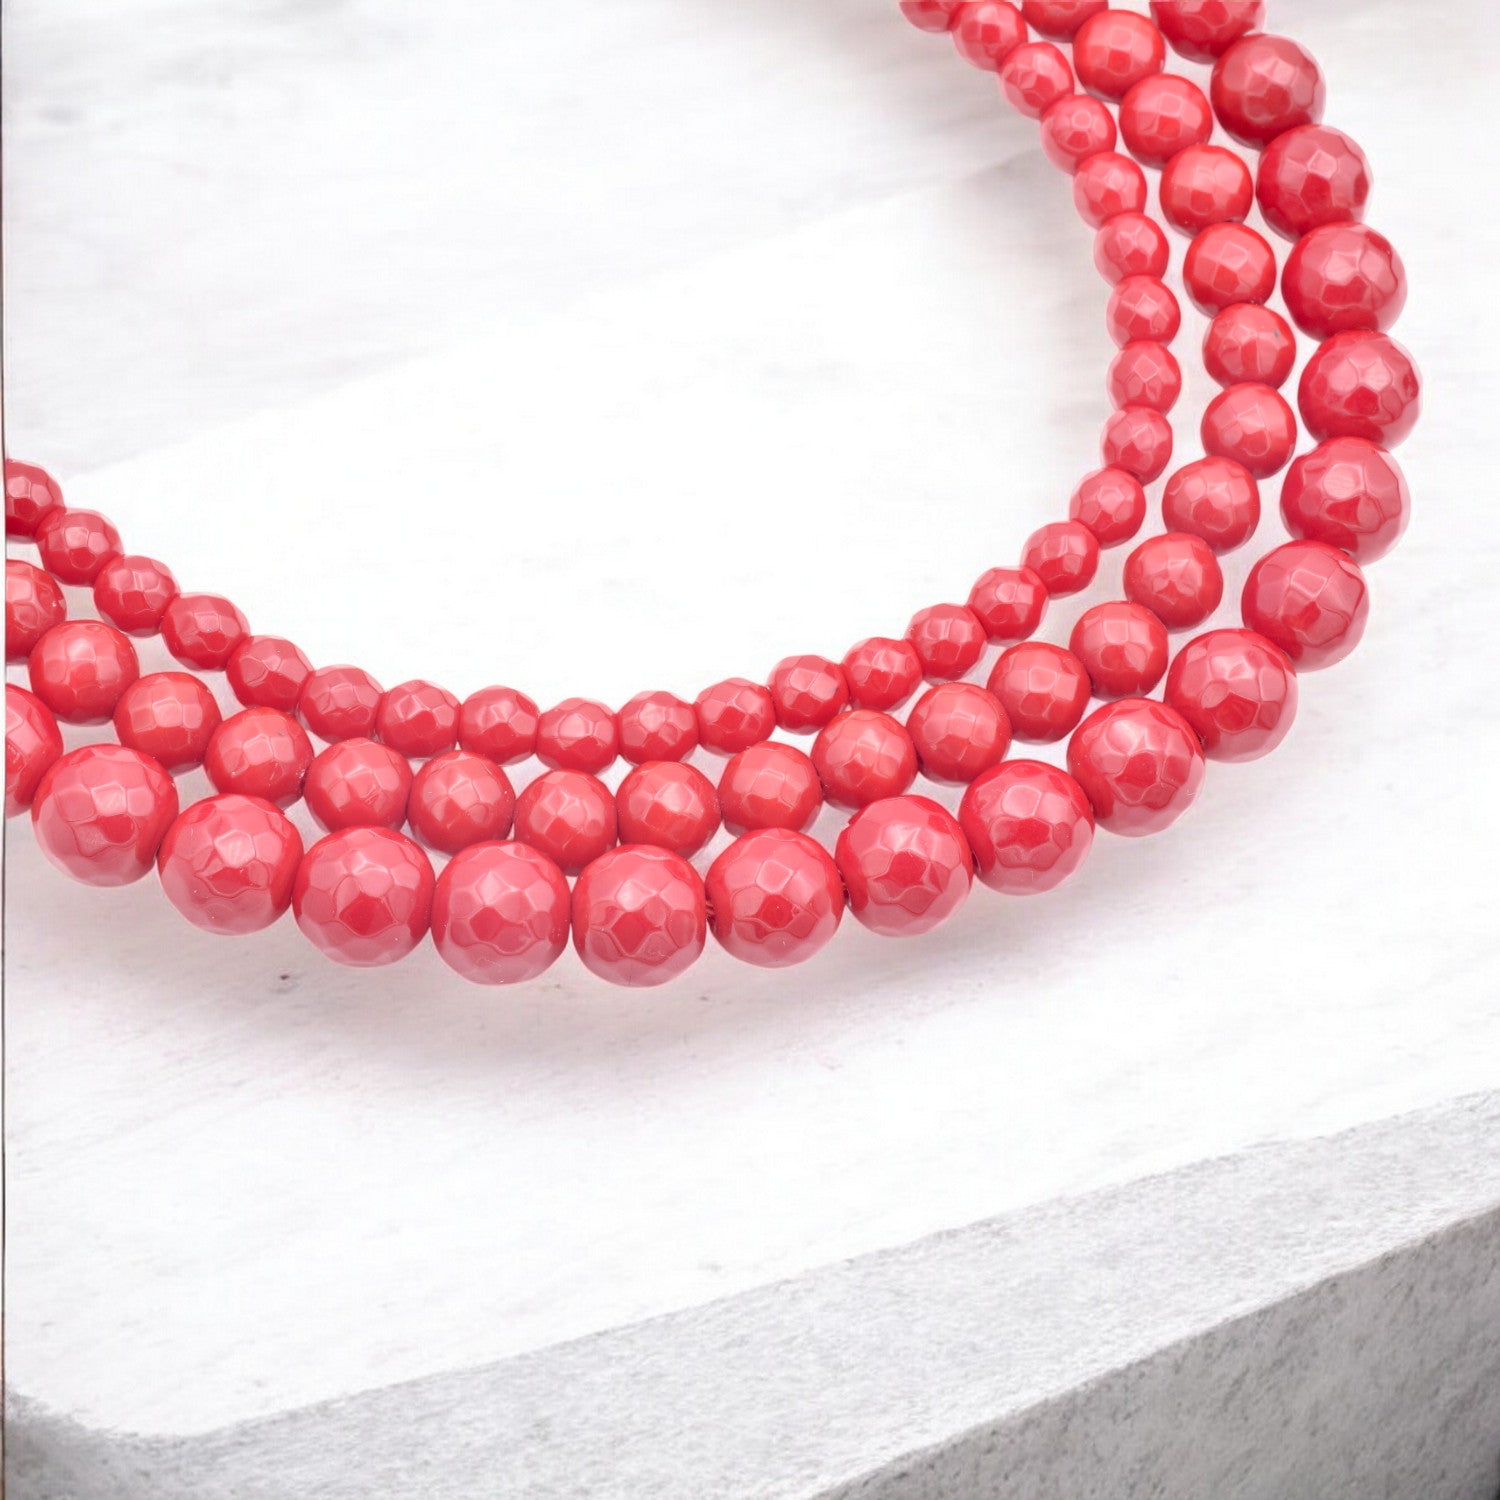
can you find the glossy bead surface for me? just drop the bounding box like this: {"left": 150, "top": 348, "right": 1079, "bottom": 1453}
{"left": 458, "top": 685, "right": 539, "bottom": 764}
{"left": 1241, "top": 540, "right": 1369, "bottom": 669}
{"left": 1183, "top": 223, "right": 1276, "bottom": 314}
{"left": 1203, "top": 303, "right": 1296, "bottom": 388}
{"left": 5, "top": 459, "right": 63, "bottom": 537}
{"left": 718, "top": 741, "right": 822, "bottom": 834}
{"left": 161, "top": 593, "right": 249, "bottom": 670}
{"left": 1161, "top": 457, "right": 1260, "bottom": 552}
{"left": 1149, "top": 0, "right": 1264, "bottom": 62}
{"left": 6, "top": 686, "right": 63, "bottom": 817}
{"left": 206, "top": 707, "right": 316, "bottom": 808}
{"left": 987, "top": 640, "right": 1092, "bottom": 742}
{"left": 1256, "top": 124, "right": 1371, "bottom": 241}
{"left": 618, "top": 690, "right": 698, "bottom": 764}
{"left": 811, "top": 710, "right": 919, "bottom": 809}
{"left": 28, "top": 621, "right": 139, "bottom": 724}
{"left": 1069, "top": 467, "right": 1147, "bottom": 546}
{"left": 1164, "top": 628, "right": 1298, "bottom": 762}
{"left": 705, "top": 828, "right": 845, "bottom": 969}
{"left": 113, "top": 672, "right": 222, "bottom": 772}
{"left": 1021, "top": 0, "right": 1104, "bottom": 38}
{"left": 156, "top": 794, "right": 304, "bottom": 935}
{"left": 31, "top": 744, "right": 179, "bottom": 886}
{"left": 1201, "top": 382, "right": 1297, "bottom": 478}
{"left": 1282, "top": 223, "right": 1406, "bottom": 339}
{"left": 430, "top": 842, "right": 571, "bottom": 985}
{"left": 298, "top": 665, "right": 384, "bottom": 743}
{"left": 900, "top": 0, "right": 965, "bottom": 29}
{"left": 536, "top": 697, "right": 618, "bottom": 774}
{"left": 512, "top": 768, "right": 617, "bottom": 875}
{"left": 1106, "top": 342, "right": 1181, "bottom": 413}
{"left": 1073, "top": 9, "right": 1164, "bottom": 100}
{"left": 407, "top": 749, "right": 516, "bottom": 855}
{"left": 616, "top": 760, "right": 720, "bottom": 856}
{"left": 1211, "top": 32, "right": 1324, "bottom": 147}
{"left": 7, "top": 559, "right": 66, "bottom": 662}
{"left": 303, "top": 736, "right": 412, "bottom": 830}
{"left": 769, "top": 655, "right": 849, "bottom": 732}
{"left": 836, "top": 795, "right": 973, "bottom": 937}
{"left": 907, "top": 603, "right": 986, "bottom": 681}
{"left": 1039, "top": 94, "right": 1117, "bottom": 172}
{"left": 959, "top": 758, "right": 1094, "bottom": 894}
{"left": 35, "top": 508, "right": 122, "bottom": 584}
{"left": 376, "top": 679, "right": 460, "bottom": 759}
{"left": 842, "top": 638, "right": 924, "bottom": 712}
{"left": 1073, "top": 152, "right": 1146, "bottom": 228}
{"left": 1069, "top": 601, "right": 1169, "bottom": 698}
{"left": 1118, "top": 74, "right": 1212, "bottom": 167}
{"left": 1280, "top": 437, "right": 1409, "bottom": 564}
{"left": 227, "top": 635, "right": 313, "bottom": 711}
{"left": 907, "top": 682, "right": 1012, "bottom": 784}
{"left": 1159, "top": 145, "right": 1252, "bottom": 234}
{"left": 1066, "top": 698, "right": 1205, "bottom": 836}
{"left": 292, "top": 826, "right": 434, "bottom": 968}
{"left": 999, "top": 41, "right": 1074, "bottom": 117}
{"left": 1094, "top": 212, "right": 1169, "bottom": 284}
{"left": 967, "top": 566, "right": 1048, "bottom": 640}
{"left": 571, "top": 846, "right": 706, "bottom": 988}
{"left": 952, "top": 1, "right": 1029, "bottom": 69}
{"left": 695, "top": 677, "right": 777, "bottom": 754}
{"left": 1101, "top": 404, "right": 1173, "bottom": 482}
{"left": 93, "top": 554, "right": 178, "bottom": 635}
{"left": 1105, "top": 275, "right": 1181, "bottom": 348}
{"left": 1123, "top": 531, "right": 1224, "bottom": 630}
{"left": 1022, "top": 520, "right": 1099, "bottom": 596}
{"left": 1298, "top": 331, "right": 1420, "bottom": 446}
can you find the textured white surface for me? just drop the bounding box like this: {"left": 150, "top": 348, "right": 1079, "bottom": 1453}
{"left": 4, "top": 0, "right": 1499, "bottom": 1445}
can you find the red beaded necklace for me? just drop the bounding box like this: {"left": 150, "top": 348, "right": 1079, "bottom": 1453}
{"left": 5, "top": 0, "right": 1418, "bottom": 988}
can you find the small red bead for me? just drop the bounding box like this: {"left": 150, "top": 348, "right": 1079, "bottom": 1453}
{"left": 1183, "top": 222, "right": 1276, "bottom": 315}
{"left": 28, "top": 620, "right": 140, "bottom": 724}
{"left": 842, "top": 637, "right": 924, "bottom": 712}
{"left": 959, "top": 758, "right": 1095, "bottom": 894}
{"left": 1093, "top": 212, "right": 1169, "bottom": 284}
{"left": 695, "top": 677, "right": 778, "bottom": 754}
{"left": 1106, "top": 276, "right": 1181, "bottom": 347}
{"left": 1256, "top": 124, "right": 1371, "bottom": 241}
{"left": 160, "top": 593, "right": 248, "bottom": 670}
{"left": 226, "top": 635, "right": 313, "bottom": 711}
{"left": 1241, "top": 540, "right": 1369, "bottom": 670}
{"left": 718, "top": 740, "right": 822, "bottom": 834}
{"left": 906, "top": 682, "right": 1012, "bottom": 784}
{"left": 617, "top": 690, "right": 698, "bottom": 764}
{"left": 1073, "top": 152, "right": 1147, "bottom": 228}
{"left": 1107, "top": 342, "right": 1182, "bottom": 413}
{"left": 1101, "top": 404, "right": 1173, "bottom": 482}
{"left": 206, "top": 707, "right": 316, "bottom": 809}
{"left": 616, "top": 760, "right": 720, "bottom": 856}
{"left": 1280, "top": 437, "right": 1409, "bottom": 564}
{"left": 769, "top": 654, "right": 849, "bottom": 732}
{"left": 1159, "top": 145, "right": 1252, "bottom": 234}
{"left": 1022, "top": 520, "right": 1099, "bottom": 596}
{"left": 1164, "top": 627, "right": 1298, "bottom": 762}
{"left": 952, "top": 1, "right": 1029, "bottom": 68}
{"left": 1072, "top": 9, "right": 1165, "bottom": 100}
{"left": 6, "top": 686, "right": 63, "bottom": 817}
{"left": 1070, "top": 467, "right": 1147, "bottom": 547}
{"left": 92, "top": 555, "right": 179, "bottom": 635}
{"left": 987, "top": 640, "right": 1092, "bottom": 742}
{"left": 1282, "top": 223, "right": 1406, "bottom": 340}
{"left": 999, "top": 41, "right": 1074, "bottom": 118}
{"left": 5, "top": 459, "right": 64, "bottom": 538}
{"left": 113, "top": 671, "right": 222, "bottom": 771}
{"left": 835, "top": 795, "right": 973, "bottom": 938}
{"left": 31, "top": 743, "right": 179, "bottom": 886}
{"left": 292, "top": 826, "right": 434, "bottom": 969}
{"left": 812, "top": 710, "right": 919, "bottom": 809}
{"left": 1118, "top": 74, "right": 1212, "bottom": 167}
{"left": 407, "top": 749, "right": 516, "bottom": 855}
{"left": 430, "top": 842, "right": 571, "bottom": 986}
{"left": 1067, "top": 698, "right": 1205, "bottom": 837}
{"left": 1201, "top": 383, "right": 1297, "bottom": 479}
{"left": 1021, "top": 0, "right": 1104, "bottom": 38}
{"left": 1211, "top": 33, "right": 1324, "bottom": 148}
{"left": 705, "top": 828, "right": 845, "bottom": 969}
{"left": 967, "top": 566, "right": 1049, "bottom": 640}
{"left": 512, "top": 768, "right": 617, "bottom": 875}
{"left": 1149, "top": 1, "right": 1264, "bottom": 63}
{"left": 298, "top": 665, "right": 384, "bottom": 743}
{"left": 7, "top": 559, "right": 66, "bottom": 662}
{"left": 535, "top": 697, "right": 618, "bottom": 774}
{"left": 1161, "top": 457, "right": 1261, "bottom": 552}
{"left": 377, "top": 679, "right": 460, "bottom": 759}
{"left": 458, "top": 685, "right": 540, "bottom": 764}
{"left": 157, "top": 793, "right": 304, "bottom": 935}
{"left": 35, "top": 508, "right": 123, "bottom": 585}
{"left": 900, "top": 0, "right": 965, "bottom": 30}
{"left": 572, "top": 845, "right": 706, "bottom": 988}
{"left": 1039, "top": 94, "right": 1117, "bottom": 172}
{"left": 1069, "top": 600, "right": 1169, "bottom": 698}
{"left": 907, "top": 602, "right": 986, "bottom": 681}
{"left": 1123, "top": 531, "right": 1224, "bottom": 630}
{"left": 303, "top": 736, "right": 412, "bottom": 830}
{"left": 1298, "top": 331, "right": 1420, "bottom": 447}
{"left": 1204, "top": 303, "right": 1296, "bottom": 388}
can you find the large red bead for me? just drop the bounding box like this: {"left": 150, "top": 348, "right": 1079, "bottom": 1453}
{"left": 1106, "top": 275, "right": 1181, "bottom": 346}
{"left": 1298, "top": 331, "right": 1420, "bottom": 446}
{"left": 28, "top": 620, "right": 139, "bottom": 724}
{"left": 161, "top": 593, "right": 249, "bottom": 670}
{"left": 1094, "top": 212, "right": 1169, "bottom": 284}
{"left": 1164, "top": 628, "right": 1298, "bottom": 762}
{"left": 1072, "top": 9, "right": 1164, "bottom": 100}
{"left": 92, "top": 555, "right": 178, "bottom": 635}
{"left": 1203, "top": 303, "right": 1296, "bottom": 388}
{"left": 1282, "top": 223, "right": 1406, "bottom": 340}
{"left": 1149, "top": 1, "right": 1264, "bottom": 63}
{"left": 615, "top": 760, "right": 720, "bottom": 857}
{"left": 906, "top": 682, "right": 1012, "bottom": 784}
{"left": 842, "top": 637, "right": 924, "bottom": 712}
{"left": 617, "top": 690, "right": 698, "bottom": 764}
{"left": 1069, "top": 467, "right": 1147, "bottom": 547}
{"left": 1256, "top": 124, "right": 1371, "bottom": 241}
{"left": 227, "top": 635, "right": 313, "bottom": 712}
{"left": 458, "top": 685, "right": 540, "bottom": 764}
{"left": 705, "top": 828, "right": 845, "bottom": 969}
{"left": 406, "top": 749, "right": 516, "bottom": 854}
{"left": 718, "top": 741, "right": 822, "bottom": 834}
{"left": 1039, "top": 94, "right": 1117, "bottom": 172}
{"left": 35, "top": 508, "right": 121, "bottom": 585}
{"left": 1101, "top": 404, "right": 1173, "bottom": 482}
{"left": 571, "top": 845, "right": 706, "bottom": 988}
{"left": 6, "top": 686, "right": 63, "bottom": 817}
{"left": 952, "top": 1, "right": 1029, "bottom": 69}
{"left": 836, "top": 795, "right": 973, "bottom": 937}
{"left": 206, "top": 707, "right": 317, "bottom": 808}
{"left": 292, "top": 826, "right": 434, "bottom": 968}
{"left": 999, "top": 41, "right": 1075, "bottom": 117}
{"left": 1066, "top": 698, "right": 1205, "bottom": 836}
{"left": 156, "top": 794, "right": 304, "bottom": 934}
{"left": 298, "top": 665, "right": 384, "bottom": 743}
{"left": 1211, "top": 33, "right": 1324, "bottom": 148}
{"left": 5, "top": 459, "right": 63, "bottom": 538}
{"left": 303, "top": 736, "right": 412, "bottom": 830}
{"left": 1183, "top": 223, "right": 1276, "bottom": 314}
{"left": 900, "top": 0, "right": 965, "bottom": 30}
{"left": 959, "top": 758, "right": 1094, "bottom": 894}
{"left": 1201, "top": 382, "right": 1297, "bottom": 479}
{"left": 1021, "top": 0, "right": 1104, "bottom": 38}
{"left": 1022, "top": 520, "right": 1099, "bottom": 596}
{"left": 1159, "top": 144, "right": 1252, "bottom": 234}
{"left": 1106, "top": 342, "right": 1181, "bottom": 413}
{"left": 512, "top": 768, "right": 617, "bottom": 875}
{"left": 430, "top": 842, "right": 571, "bottom": 985}
{"left": 1280, "top": 437, "right": 1409, "bottom": 564}
{"left": 811, "top": 710, "right": 919, "bottom": 809}
{"left": 1161, "top": 457, "right": 1260, "bottom": 552}
{"left": 377, "top": 679, "right": 460, "bottom": 759}
{"left": 967, "top": 566, "right": 1049, "bottom": 640}
{"left": 7, "top": 559, "right": 66, "bottom": 662}
{"left": 1123, "top": 531, "right": 1224, "bottom": 630}
{"left": 986, "top": 640, "right": 1091, "bottom": 742}
{"left": 1069, "top": 599, "right": 1170, "bottom": 699}
{"left": 907, "top": 603, "right": 986, "bottom": 681}
{"left": 769, "top": 655, "right": 849, "bottom": 732}
{"left": 113, "top": 671, "right": 222, "bottom": 772}
{"left": 1073, "top": 152, "right": 1146, "bottom": 228}
{"left": 1241, "top": 540, "right": 1369, "bottom": 670}
{"left": 695, "top": 677, "right": 777, "bottom": 754}
{"left": 536, "top": 697, "right": 618, "bottom": 774}
{"left": 1118, "top": 74, "right": 1212, "bottom": 167}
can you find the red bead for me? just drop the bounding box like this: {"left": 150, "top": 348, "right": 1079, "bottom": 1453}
{"left": 28, "top": 620, "right": 139, "bottom": 724}
{"left": 430, "top": 842, "right": 571, "bottom": 985}
{"left": 1021, "top": 0, "right": 1104, "bottom": 38}
{"left": 113, "top": 672, "right": 222, "bottom": 772}
{"left": 156, "top": 794, "right": 304, "bottom": 935}
{"left": 458, "top": 685, "right": 539, "bottom": 764}
{"left": 1039, "top": 94, "right": 1117, "bottom": 172}
{"left": 1149, "top": 1, "right": 1264, "bottom": 63}
{"left": 1022, "top": 520, "right": 1099, "bottom": 596}
{"left": 616, "top": 760, "right": 720, "bottom": 856}
{"left": 952, "top": 1, "right": 1028, "bottom": 68}
{"left": 303, "top": 736, "right": 412, "bottom": 830}
{"left": 1107, "top": 342, "right": 1181, "bottom": 412}
{"left": 1164, "top": 628, "right": 1298, "bottom": 762}
{"left": 1093, "top": 212, "right": 1169, "bottom": 284}
{"left": 718, "top": 740, "right": 822, "bottom": 834}
{"left": 1124, "top": 531, "right": 1224, "bottom": 630}
{"left": 1106, "top": 275, "right": 1181, "bottom": 347}
{"left": 35, "top": 508, "right": 122, "bottom": 585}
{"left": 1159, "top": 145, "right": 1252, "bottom": 234}
{"left": 1211, "top": 33, "right": 1324, "bottom": 148}
{"left": 227, "top": 635, "right": 313, "bottom": 711}
{"left": 298, "top": 665, "right": 383, "bottom": 743}
{"left": 160, "top": 593, "right": 249, "bottom": 671}
{"left": 1183, "top": 223, "right": 1276, "bottom": 314}
{"left": 535, "top": 697, "right": 618, "bottom": 774}
{"left": 1066, "top": 698, "right": 1205, "bottom": 836}
{"left": 1257, "top": 124, "right": 1371, "bottom": 241}
{"left": 987, "top": 640, "right": 1092, "bottom": 742}
{"left": 31, "top": 744, "right": 179, "bottom": 886}
{"left": 769, "top": 654, "right": 849, "bottom": 732}
{"left": 1282, "top": 223, "right": 1406, "bottom": 340}
{"left": 835, "top": 795, "right": 973, "bottom": 937}
{"left": 377, "top": 679, "right": 460, "bottom": 759}
{"left": 1241, "top": 540, "right": 1369, "bottom": 670}
{"left": 617, "top": 690, "right": 698, "bottom": 764}
{"left": 842, "top": 637, "right": 924, "bottom": 712}
{"left": 292, "top": 826, "right": 434, "bottom": 968}
{"left": 571, "top": 845, "right": 706, "bottom": 988}
{"left": 512, "top": 768, "right": 617, "bottom": 875}
{"left": 93, "top": 554, "right": 179, "bottom": 635}
{"left": 5, "top": 459, "right": 63, "bottom": 538}
{"left": 1101, "top": 404, "right": 1173, "bottom": 482}
{"left": 1073, "top": 10, "right": 1165, "bottom": 100}
{"left": 705, "top": 828, "right": 845, "bottom": 969}
{"left": 1280, "top": 437, "right": 1409, "bottom": 564}
{"left": 1298, "top": 331, "right": 1420, "bottom": 447}
{"left": 1161, "top": 457, "right": 1260, "bottom": 552}
{"left": 695, "top": 677, "right": 777, "bottom": 754}
{"left": 1201, "top": 383, "right": 1297, "bottom": 479}
{"left": 407, "top": 749, "right": 516, "bottom": 855}
{"left": 1073, "top": 152, "right": 1147, "bottom": 228}
{"left": 967, "top": 566, "right": 1049, "bottom": 640}
{"left": 906, "top": 682, "right": 1012, "bottom": 784}
{"left": 206, "top": 707, "right": 316, "bottom": 809}
{"left": 959, "top": 759, "right": 1094, "bottom": 894}
{"left": 1118, "top": 74, "right": 1212, "bottom": 167}
{"left": 811, "top": 710, "right": 919, "bottom": 809}
{"left": 6, "top": 686, "right": 63, "bottom": 817}
{"left": 1069, "top": 467, "right": 1147, "bottom": 547}
{"left": 7, "top": 559, "right": 66, "bottom": 662}
{"left": 907, "top": 602, "right": 986, "bottom": 681}
{"left": 900, "top": 0, "right": 965, "bottom": 30}
{"left": 999, "top": 41, "right": 1074, "bottom": 118}
{"left": 1204, "top": 303, "right": 1296, "bottom": 388}
{"left": 1069, "top": 600, "right": 1169, "bottom": 698}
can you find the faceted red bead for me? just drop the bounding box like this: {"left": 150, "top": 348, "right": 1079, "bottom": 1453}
{"left": 900, "top": 0, "right": 965, "bottom": 30}
{"left": 987, "top": 640, "right": 1092, "bottom": 742}
{"left": 1149, "top": 0, "right": 1264, "bottom": 63}
{"left": 35, "top": 508, "right": 122, "bottom": 585}
{"left": 1101, "top": 404, "right": 1173, "bottom": 482}
{"left": 535, "top": 697, "right": 618, "bottom": 774}
{"left": 1069, "top": 467, "right": 1147, "bottom": 547}
{"left": 28, "top": 620, "right": 139, "bottom": 724}
{"left": 1039, "top": 94, "right": 1117, "bottom": 172}
{"left": 617, "top": 690, "right": 698, "bottom": 764}
{"left": 1093, "top": 212, "right": 1169, "bottom": 284}
{"left": 1066, "top": 698, "right": 1205, "bottom": 836}
{"left": 842, "top": 637, "right": 924, "bottom": 712}
{"left": 1161, "top": 457, "right": 1260, "bottom": 552}
{"left": 1257, "top": 124, "right": 1371, "bottom": 241}
{"left": 811, "top": 710, "right": 919, "bottom": 809}
{"left": 952, "top": 1, "right": 1028, "bottom": 69}
{"left": 1106, "top": 275, "right": 1181, "bottom": 347}
{"left": 907, "top": 602, "right": 986, "bottom": 681}
{"left": 5, "top": 459, "right": 64, "bottom": 538}
{"left": 1298, "top": 331, "right": 1420, "bottom": 447}
{"left": 157, "top": 793, "right": 304, "bottom": 935}
{"left": 999, "top": 41, "right": 1074, "bottom": 118}
{"left": 705, "top": 828, "right": 845, "bottom": 969}
{"left": 113, "top": 671, "right": 222, "bottom": 772}
{"left": 303, "top": 736, "right": 412, "bottom": 830}
{"left": 206, "top": 707, "right": 317, "bottom": 809}
{"left": 512, "top": 768, "right": 617, "bottom": 875}
{"left": 906, "top": 682, "right": 1012, "bottom": 784}
{"left": 718, "top": 741, "right": 822, "bottom": 835}
{"left": 967, "top": 566, "right": 1049, "bottom": 640}
{"left": 615, "top": 760, "right": 720, "bottom": 857}
{"left": 6, "top": 686, "right": 63, "bottom": 817}
{"left": 1123, "top": 531, "right": 1224, "bottom": 631}
{"left": 1073, "top": 152, "right": 1146, "bottom": 228}
{"left": 31, "top": 743, "right": 179, "bottom": 886}
{"left": 1201, "top": 383, "right": 1297, "bottom": 479}
{"left": 1164, "top": 627, "right": 1298, "bottom": 762}
{"left": 1280, "top": 437, "right": 1409, "bottom": 564}
{"left": 1022, "top": 520, "right": 1099, "bottom": 596}
{"left": 92, "top": 554, "right": 179, "bottom": 635}
{"left": 7, "top": 559, "right": 66, "bottom": 662}
{"left": 768, "top": 655, "right": 849, "bottom": 732}
{"left": 1072, "top": 9, "right": 1164, "bottom": 100}
{"left": 1159, "top": 145, "right": 1252, "bottom": 234}
{"left": 292, "top": 826, "right": 434, "bottom": 968}
{"left": 406, "top": 749, "right": 516, "bottom": 855}
{"left": 1282, "top": 223, "right": 1406, "bottom": 340}
{"left": 1106, "top": 342, "right": 1181, "bottom": 413}
{"left": 571, "top": 845, "right": 706, "bottom": 988}
{"left": 298, "top": 665, "right": 384, "bottom": 743}
{"left": 836, "top": 795, "right": 973, "bottom": 937}
{"left": 1069, "top": 601, "right": 1169, "bottom": 699}
{"left": 161, "top": 593, "right": 248, "bottom": 670}
{"left": 959, "top": 758, "right": 1094, "bottom": 894}
{"left": 1021, "top": 0, "right": 1104, "bottom": 38}
{"left": 1118, "top": 74, "right": 1212, "bottom": 167}
{"left": 430, "top": 841, "right": 571, "bottom": 985}
{"left": 227, "top": 635, "right": 313, "bottom": 711}
{"left": 458, "top": 685, "right": 540, "bottom": 764}
{"left": 1183, "top": 223, "right": 1276, "bottom": 314}
{"left": 377, "top": 679, "right": 460, "bottom": 759}
{"left": 1211, "top": 33, "right": 1324, "bottom": 148}
{"left": 1203, "top": 303, "right": 1296, "bottom": 388}
{"left": 695, "top": 677, "right": 778, "bottom": 754}
{"left": 1241, "top": 540, "right": 1369, "bottom": 670}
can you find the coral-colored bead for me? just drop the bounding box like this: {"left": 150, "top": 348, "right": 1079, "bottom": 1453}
{"left": 987, "top": 640, "right": 1092, "bottom": 742}
{"left": 1201, "top": 383, "right": 1297, "bottom": 479}
{"left": 1124, "top": 531, "right": 1224, "bottom": 630}
{"left": 161, "top": 593, "right": 248, "bottom": 670}
{"left": 616, "top": 760, "right": 720, "bottom": 856}
{"left": 1183, "top": 223, "right": 1276, "bottom": 314}
{"left": 156, "top": 794, "right": 304, "bottom": 935}
{"left": 377, "top": 679, "right": 460, "bottom": 759}
{"left": 535, "top": 697, "right": 618, "bottom": 774}
{"left": 1159, "top": 145, "right": 1252, "bottom": 234}
{"left": 1094, "top": 211, "right": 1169, "bottom": 284}
{"left": 907, "top": 682, "right": 1012, "bottom": 784}
{"left": 842, "top": 638, "right": 924, "bottom": 712}
{"left": 1073, "top": 151, "right": 1147, "bottom": 228}
{"left": 959, "top": 758, "right": 1095, "bottom": 894}
{"left": 1021, "top": 0, "right": 1104, "bottom": 38}
{"left": 28, "top": 620, "right": 139, "bottom": 724}
{"left": 458, "top": 685, "right": 539, "bottom": 764}
{"left": 900, "top": 0, "right": 964, "bottom": 30}
{"left": 907, "top": 603, "right": 986, "bottom": 681}
{"left": 769, "top": 655, "right": 849, "bottom": 732}
{"left": 1280, "top": 437, "right": 1409, "bottom": 564}
{"left": 112, "top": 672, "right": 222, "bottom": 772}
{"left": 292, "top": 826, "right": 434, "bottom": 968}
{"left": 512, "top": 768, "right": 617, "bottom": 875}
{"left": 407, "top": 749, "right": 516, "bottom": 855}
{"left": 1241, "top": 540, "right": 1369, "bottom": 670}
{"left": 1282, "top": 223, "right": 1406, "bottom": 340}
{"left": 1069, "top": 467, "right": 1147, "bottom": 547}
{"left": 1102, "top": 404, "right": 1173, "bottom": 482}
{"left": 1039, "top": 94, "right": 1117, "bottom": 172}
{"left": 1257, "top": 124, "right": 1371, "bottom": 241}
{"left": 1298, "top": 331, "right": 1420, "bottom": 447}
{"left": 35, "top": 508, "right": 122, "bottom": 585}
{"left": 572, "top": 845, "right": 706, "bottom": 988}
{"left": 999, "top": 41, "right": 1074, "bottom": 118}
{"left": 7, "top": 559, "right": 66, "bottom": 662}
{"left": 1164, "top": 628, "right": 1298, "bottom": 762}
{"left": 1118, "top": 74, "right": 1212, "bottom": 167}
{"left": 1069, "top": 601, "right": 1169, "bottom": 698}
{"left": 5, "top": 459, "right": 63, "bottom": 538}
{"left": 430, "top": 842, "right": 571, "bottom": 985}
{"left": 1149, "top": 0, "right": 1264, "bottom": 63}
{"left": 967, "top": 566, "right": 1049, "bottom": 640}
{"left": 836, "top": 795, "right": 973, "bottom": 937}
{"left": 227, "top": 635, "right": 313, "bottom": 711}
{"left": 718, "top": 740, "right": 822, "bottom": 834}
{"left": 1022, "top": 520, "right": 1099, "bottom": 596}
{"left": 6, "top": 686, "right": 63, "bottom": 817}
{"left": 31, "top": 744, "right": 179, "bottom": 886}
{"left": 1067, "top": 698, "right": 1205, "bottom": 836}
{"left": 618, "top": 690, "right": 698, "bottom": 764}
{"left": 1107, "top": 342, "right": 1181, "bottom": 413}
{"left": 695, "top": 677, "right": 778, "bottom": 755}
{"left": 812, "top": 710, "right": 919, "bottom": 809}
{"left": 1211, "top": 33, "right": 1324, "bottom": 148}
{"left": 1204, "top": 303, "right": 1296, "bottom": 388}
{"left": 952, "top": 1, "right": 1028, "bottom": 68}
{"left": 1073, "top": 9, "right": 1164, "bottom": 100}
{"left": 298, "top": 665, "right": 384, "bottom": 743}
{"left": 206, "top": 707, "right": 316, "bottom": 808}
{"left": 303, "top": 736, "right": 412, "bottom": 830}
{"left": 1161, "top": 457, "right": 1260, "bottom": 552}
{"left": 705, "top": 828, "right": 845, "bottom": 969}
{"left": 92, "top": 555, "right": 179, "bottom": 635}
{"left": 1106, "top": 275, "right": 1181, "bottom": 347}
